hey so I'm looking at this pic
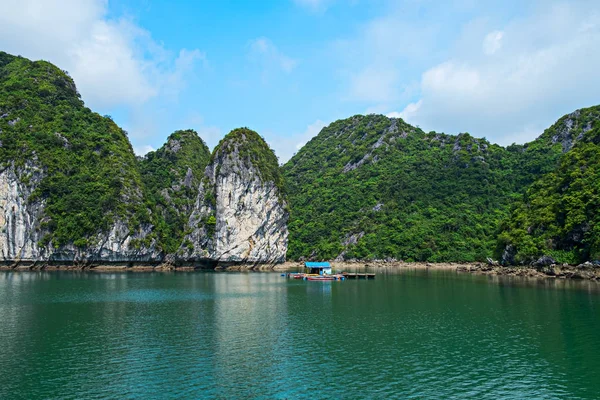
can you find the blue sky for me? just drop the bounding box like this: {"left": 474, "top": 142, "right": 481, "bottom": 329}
{"left": 1, "top": 0, "right": 599, "bottom": 161}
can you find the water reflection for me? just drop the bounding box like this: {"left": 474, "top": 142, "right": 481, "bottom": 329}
{"left": 0, "top": 270, "right": 598, "bottom": 399}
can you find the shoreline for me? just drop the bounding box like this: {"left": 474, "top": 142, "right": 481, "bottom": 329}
{"left": 300, "top": 261, "right": 600, "bottom": 281}
{"left": 1, "top": 260, "right": 599, "bottom": 281}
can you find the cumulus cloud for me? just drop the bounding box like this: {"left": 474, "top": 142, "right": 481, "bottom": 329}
{"left": 248, "top": 37, "right": 297, "bottom": 75}
{"left": 268, "top": 119, "right": 327, "bottom": 163}
{"left": 134, "top": 145, "right": 155, "bottom": 157}
{"left": 385, "top": 1, "right": 600, "bottom": 144}
{"left": 0, "top": 0, "right": 204, "bottom": 110}
{"left": 387, "top": 100, "right": 422, "bottom": 121}
{"left": 482, "top": 30, "right": 504, "bottom": 55}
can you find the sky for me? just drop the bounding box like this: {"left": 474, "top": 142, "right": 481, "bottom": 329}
{"left": 0, "top": 0, "right": 599, "bottom": 162}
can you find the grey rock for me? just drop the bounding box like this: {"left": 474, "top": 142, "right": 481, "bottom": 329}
{"left": 183, "top": 167, "right": 194, "bottom": 188}
{"left": 533, "top": 255, "right": 556, "bottom": 267}
{"left": 501, "top": 245, "right": 516, "bottom": 265}
{"left": 179, "top": 138, "right": 288, "bottom": 264}
{"left": 0, "top": 161, "right": 161, "bottom": 264}
{"left": 486, "top": 257, "right": 499, "bottom": 266}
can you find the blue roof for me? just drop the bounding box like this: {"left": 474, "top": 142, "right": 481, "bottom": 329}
{"left": 305, "top": 262, "right": 331, "bottom": 268}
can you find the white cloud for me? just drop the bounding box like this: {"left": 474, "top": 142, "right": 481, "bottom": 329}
{"left": 294, "top": 0, "right": 333, "bottom": 13}
{"left": 336, "top": 3, "right": 439, "bottom": 104}
{"left": 134, "top": 145, "right": 155, "bottom": 157}
{"left": 159, "top": 49, "right": 207, "bottom": 100}
{"left": 387, "top": 100, "right": 422, "bottom": 121}
{"left": 388, "top": 1, "right": 600, "bottom": 145}
{"left": 0, "top": 0, "right": 204, "bottom": 110}
{"left": 483, "top": 30, "right": 504, "bottom": 55}
{"left": 268, "top": 119, "right": 327, "bottom": 163}
{"left": 248, "top": 37, "right": 297, "bottom": 74}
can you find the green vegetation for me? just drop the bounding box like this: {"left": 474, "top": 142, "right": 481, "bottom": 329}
{"left": 0, "top": 51, "right": 148, "bottom": 248}
{"left": 139, "top": 130, "right": 211, "bottom": 253}
{"left": 3, "top": 50, "right": 600, "bottom": 265}
{"left": 498, "top": 106, "right": 600, "bottom": 264}
{"left": 0, "top": 52, "right": 285, "bottom": 255}
{"left": 282, "top": 114, "right": 561, "bottom": 262}
{"left": 213, "top": 128, "right": 284, "bottom": 192}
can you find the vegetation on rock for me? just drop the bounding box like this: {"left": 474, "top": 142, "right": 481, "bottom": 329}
{"left": 212, "top": 128, "right": 284, "bottom": 192}
{"left": 282, "top": 114, "right": 562, "bottom": 262}
{"left": 2, "top": 50, "right": 600, "bottom": 266}
{"left": 139, "top": 130, "right": 211, "bottom": 253}
{"left": 0, "top": 51, "right": 149, "bottom": 249}
{"left": 497, "top": 106, "right": 600, "bottom": 264}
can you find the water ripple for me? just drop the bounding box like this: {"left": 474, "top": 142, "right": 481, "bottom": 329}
{"left": 0, "top": 271, "right": 599, "bottom": 399}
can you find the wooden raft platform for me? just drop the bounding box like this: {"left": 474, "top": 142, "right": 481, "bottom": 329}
{"left": 341, "top": 272, "right": 376, "bottom": 280}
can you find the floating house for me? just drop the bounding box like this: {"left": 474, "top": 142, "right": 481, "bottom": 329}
{"left": 305, "top": 262, "right": 332, "bottom": 276}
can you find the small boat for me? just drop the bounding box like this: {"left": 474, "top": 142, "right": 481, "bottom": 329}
{"left": 283, "top": 263, "right": 346, "bottom": 281}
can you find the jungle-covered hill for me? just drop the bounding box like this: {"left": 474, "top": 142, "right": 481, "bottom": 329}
{"left": 498, "top": 106, "right": 600, "bottom": 264}
{"left": 2, "top": 50, "right": 599, "bottom": 265}
{"left": 282, "top": 107, "right": 600, "bottom": 264}
{"left": 0, "top": 50, "right": 149, "bottom": 249}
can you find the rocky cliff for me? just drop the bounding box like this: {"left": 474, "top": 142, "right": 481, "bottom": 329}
{"left": 0, "top": 51, "right": 163, "bottom": 266}
{"left": 0, "top": 52, "right": 290, "bottom": 267}
{"left": 179, "top": 128, "right": 288, "bottom": 265}
{"left": 0, "top": 160, "right": 161, "bottom": 266}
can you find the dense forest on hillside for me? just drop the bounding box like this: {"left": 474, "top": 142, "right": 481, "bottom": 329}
{"left": 139, "top": 130, "right": 211, "bottom": 253}
{"left": 281, "top": 111, "right": 589, "bottom": 263}
{"left": 0, "top": 51, "right": 149, "bottom": 249}
{"left": 498, "top": 107, "right": 600, "bottom": 264}
{"left": 2, "top": 50, "right": 600, "bottom": 265}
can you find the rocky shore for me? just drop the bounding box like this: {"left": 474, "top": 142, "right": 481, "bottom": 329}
{"left": 2, "top": 259, "right": 600, "bottom": 281}
{"left": 0, "top": 261, "right": 282, "bottom": 272}
{"left": 277, "top": 260, "right": 600, "bottom": 281}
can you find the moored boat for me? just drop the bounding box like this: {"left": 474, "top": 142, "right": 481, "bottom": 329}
{"left": 284, "top": 263, "right": 347, "bottom": 281}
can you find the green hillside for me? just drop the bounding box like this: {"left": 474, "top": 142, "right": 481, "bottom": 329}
{"left": 498, "top": 106, "right": 600, "bottom": 264}
{"left": 139, "top": 130, "right": 211, "bottom": 253}
{"left": 282, "top": 114, "right": 559, "bottom": 262}
{"left": 0, "top": 51, "right": 149, "bottom": 249}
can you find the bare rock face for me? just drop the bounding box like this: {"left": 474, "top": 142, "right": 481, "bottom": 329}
{"left": 547, "top": 108, "right": 600, "bottom": 153}
{"left": 179, "top": 128, "right": 288, "bottom": 264}
{"left": 0, "top": 161, "right": 46, "bottom": 261}
{"left": 0, "top": 161, "right": 160, "bottom": 265}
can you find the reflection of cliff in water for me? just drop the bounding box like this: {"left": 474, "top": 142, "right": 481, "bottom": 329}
{"left": 212, "top": 273, "right": 290, "bottom": 397}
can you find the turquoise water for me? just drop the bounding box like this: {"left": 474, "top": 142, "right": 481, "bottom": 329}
{"left": 1, "top": 269, "right": 599, "bottom": 399}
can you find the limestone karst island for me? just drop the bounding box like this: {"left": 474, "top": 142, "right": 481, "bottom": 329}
{"left": 1, "top": 1, "right": 600, "bottom": 398}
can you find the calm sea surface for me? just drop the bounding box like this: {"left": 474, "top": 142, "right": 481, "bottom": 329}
{"left": 1, "top": 269, "right": 599, "bottom": 399}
